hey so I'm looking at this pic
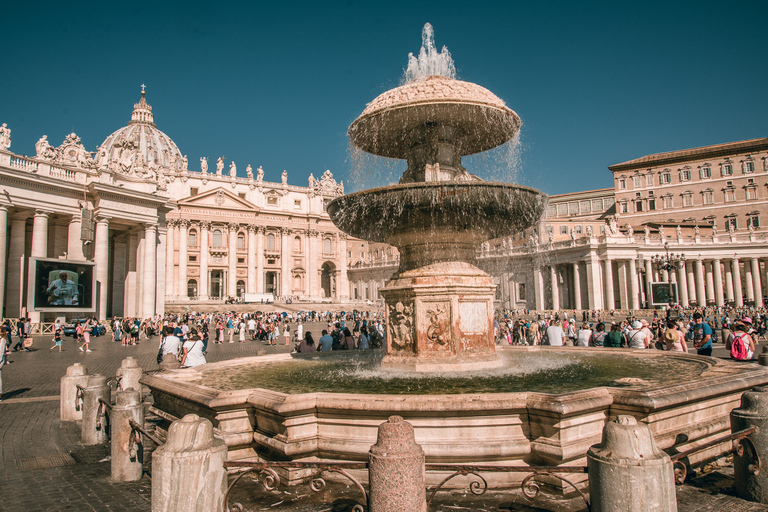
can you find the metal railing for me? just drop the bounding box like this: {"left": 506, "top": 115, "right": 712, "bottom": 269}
{"left": 670, "top": 426, "right": 760, "bottom": 484}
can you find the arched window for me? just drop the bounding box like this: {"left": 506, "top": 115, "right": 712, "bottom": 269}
{"left": 324, "top": 237, "right": 332, "bottom": 254}
{"left": 237, "top": 233, "right": 245, "bottom": 249}
{"left": 293, "top": 236, "right": 301, "bottom": 253}
{"left": 236, "top": 280, "right": 245, "bottom": 298}
{"left": 267, "top": 233, "right": 276, "bottom": 250}
{"left": 212, "top": 229, "right": 222, "bottom": 248}
{"left": 188, "top": 229, "right": 197, "bottom": 248}
{"left": 187, "top": 279, "right": 197, "bottom": 298}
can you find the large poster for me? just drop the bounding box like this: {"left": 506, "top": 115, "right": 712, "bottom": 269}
{"left": 28, "top": 258, "right": 96, "bottom": 312}
{"left": 650, "top": 282, "right": 678, "bottom": 307}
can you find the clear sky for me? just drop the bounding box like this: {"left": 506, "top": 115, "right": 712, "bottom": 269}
{"left": 3, "top": 1, "right": 766, "bottom": 195}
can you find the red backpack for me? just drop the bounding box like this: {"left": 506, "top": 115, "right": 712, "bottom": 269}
{"left": 730, "top": 333, "right": 749, "bottom": 360}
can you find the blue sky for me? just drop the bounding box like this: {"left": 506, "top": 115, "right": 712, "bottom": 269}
{"left": 3, "top": 1, "right": 766, "bottom": 195}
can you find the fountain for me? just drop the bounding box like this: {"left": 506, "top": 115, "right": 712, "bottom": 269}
{"left": 328, "top": 23, "right": 546, "bottom": 371}
{"left": 143, "top": 24, "right": 768, "bottom": 492}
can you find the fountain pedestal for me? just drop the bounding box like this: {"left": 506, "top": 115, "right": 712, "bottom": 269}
{"left": 380, "top": 261, "right": 501, "bottom": 372}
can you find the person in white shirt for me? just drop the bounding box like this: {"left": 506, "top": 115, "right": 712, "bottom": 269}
{"left": 181, "top": 332, "right": 206, "bottom": 368}
{"left": 626, "top": 321, "right": 649, "bottom": 349}
{"left": 546, "top": 323, "right": 566, "bottom": 346}
{"left": 160, "top": 332, "right": 182, "bottom": 359}
{"left": 576, "top": 324, "right": 592, "bottom": 347}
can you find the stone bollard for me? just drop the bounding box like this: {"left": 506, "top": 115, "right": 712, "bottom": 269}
{"left": 731, "top": 386, "right": 768, "bottom": 503}
{"left": 368, "top": 415, "right": 427, "bottom": 512}
{"left": 587, "top": 415, "right": 677, "bottom": 512}
{"left": 60, "top": 363, "right": 89, "bottom": 421}
{"left": 151, "top": 414, "right": 228, "bottom": 512}
{"left": 116, "top": 357, "right": 143, "bottom": 392}
{"left": 722, "top": 328, "right": 731, "bottom": 345}
{"left": 81, "top": 374, "right": 110, "bottom": 445}
{"left": 759, "top": 346, "right": 768, "bottom": 366}
{"left": 159, "top": 353, "right": 181, "bottom": 370}
{"left": 110, "top": 388, "right": 144, "bottom": 482}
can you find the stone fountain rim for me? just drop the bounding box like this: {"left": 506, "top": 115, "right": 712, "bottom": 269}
{"left": 327, "top": 180, "right": 547, "bottom": 204}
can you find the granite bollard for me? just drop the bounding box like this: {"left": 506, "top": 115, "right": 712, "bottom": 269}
{"left": 110, "top": 388, "right": 144, "bottom": 482}
{"left": 116, "top": 357, "right": 143, "bottom": 393}
{"left": 758, "top": 346, "right": 768, "bottom": 366}
{"left": 159, "top": 353, "right": 181, "bottom": 370}
{"left": 60, "top": 363, "right": 89, "bottom": 421}
{"left": 731, "top": 386, "right": 768, "bottom": 503}
{"left": 587, "top": 415, "right": 677, "bottom": 512}
{"left": 368, "top": 415, "right": 427, "bottom": 512}
{"left": 81, "top": 374, "right": 110, "bottom": 445}
{"left": 151, "top": 414, "right": 228, "bottom": 512}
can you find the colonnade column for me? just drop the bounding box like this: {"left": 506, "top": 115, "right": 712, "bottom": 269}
{"left": 124, "top": 231, "right": 138, "bottom": 318}
{"left": 645, "top": 259, "right": 654, "bottom": 309}
{"left": 199, "top": 221, "right": 210, "bottom": 300}
{"left": 550, "top": 266, "right": 560, "bottom": 310}
{"left": 247, "top": 225, "right": 256, "bottom": 294}
{"left": 67, "top": 213, "right": 85, "bottom": 261}
{"left": 572, "top": 262, "right": 582, "bottom": 310}
{"left": 725, "top": 261, "right": 735, "bottom": 304}
{"left": 713, "top": 259, "right": 725, "bottom": 306}
{"left": 255, "top": 226, "right": 264, "bottom": 294}
{"left": 141, "top": 224, "right": 156, "bottom": 319}
{"left": 604, "top": 259, "right": 615, "bottom": 310}
{"left": 227, "top": 223, "right": 238, "bottom": 299}
{"left": 677, "top": 264, "right": 689, "bottom": 307}
{"left": 744, "top": 262, "right": 755, "bottom": 305}
{"left": 695, "top": 258, "right": 707, "bottom": 306}
{"left": 306, "top": 229, "right": 316, "bottom": 298}
{"left": 586, "top": 253, "right": 603, "bottom": 310}
{"left": 31, "top": 210, "right": 50, "bottom": 258}
{"left": 732, "top": 258, "right": 744, "bottom": 307}
{"left": 94, "top": 216, "right": 111, "bottom": 321}
{"left": 156, "top": 224, "right": 167, "bottom": 316}
{"left": 280, "top": 228, "right": 291, "bottom": 297}
{"left": 533, "top": 266, "right": 545, "bottom": 310}
{"left": 6, "top": 213, "right": 28, "bottom": 318}
{"left": 165, "top": 220, "right": 175, "bottom": 299}
{"left": 177, "top": 220, "right": 188, "bottom": 298}
{"left": 617, "top": 261, "right": 629, "bottom": 310}
{"left": 0, "top": 206, "right": 8, "bottom": 318}
{"left": 337, "top": 233, "right": 348, "bottom": 300}
{"left": 751, "top": 258, "right": 762, "bottom": 306}
{"left": 627, "top": 259, "right": 640, "bottom": 310}
{"left": 704, "top": 261, "right": 715, "bottom": 305}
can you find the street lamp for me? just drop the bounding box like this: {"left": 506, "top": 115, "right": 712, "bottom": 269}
{"left": 650, "top": 242, "right": 685, "bottom": 318}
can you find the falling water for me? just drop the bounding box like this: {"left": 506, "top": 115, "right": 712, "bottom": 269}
{"left": 404, "top": 23, "right": 456, "bottom": 83}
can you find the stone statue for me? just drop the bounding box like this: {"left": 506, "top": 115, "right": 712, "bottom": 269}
{"left": 749, "top": 220, "right": 755, "bottom": 233}
{"left": 676, "top": 225, "right": 682, "bottom": 238}
{"left": 35, "top": 135, "right": 56, "bottom": 160}
{"left": 229, "top": 160, "right": 237, "bottom": 177}
{"left": 694, "top": 225, "right": 700, "bottom": 237}
{"left": 308, "top": 172, "right": 315, "bottom": 188}
{"left": 626, "top": 224, "right": 634, "bottom": 237}
{"left": 586, "top": 225, "right": 593, "bottom": 237}
{"left": 644, "top": 225, "right": 650, "bottom": 239}
{"left": 659, "top": 225, "right": 666, "bottom": 239}
{"left": 281, "top": 170, "right": 288, "bottom": 185}
{"left": 548, "top": 233, "right": 554, "bottom": 244}
{"left": 607, "top": 216, "right": 619, "bottom": 235}
{"left": 216, "top": 157, "right": 224, "bottom": 175}
{"left": 533, "top": 233, "right": 539, "bottom": 246}
{"left": 246, "top": 164, "right": 253, "bottom": 179}
{"left": 257, "top": 166, "right": 264, "bottom": 182}
{"left": 200, "top": 157, "right": 208, "bottom": 174}
{"left": 570, "top": 228, "right": 577, "bottom": 241}
{"left": 712, "top": 224, "right": 718, "bottom": 236}
{"left": 0, "top": 123, "right": 10, "bottom": 150}
{"left": 181, "top": 155, "right": 188, "bottom": 170}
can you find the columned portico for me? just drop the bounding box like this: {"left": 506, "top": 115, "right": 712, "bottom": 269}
{"left": 94, "top": 216, "right": 110, "bottom": 320}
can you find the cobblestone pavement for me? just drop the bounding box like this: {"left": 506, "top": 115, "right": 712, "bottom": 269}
{"left": 1, "top": 328, "right": 767, "bottom": 511}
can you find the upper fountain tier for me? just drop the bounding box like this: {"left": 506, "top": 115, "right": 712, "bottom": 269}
{"left": 348, "top": 75, "right": 521, "bottom": 183}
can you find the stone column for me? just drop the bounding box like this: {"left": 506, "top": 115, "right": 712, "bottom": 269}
{"left": 30, "top": 209, "right": 50, "bottom": 258}
{"left": 156, "top": 225, "right": 166, "bottom": 315}
{"left": 227, "top": 223, "right": 238, "bottom": 299}
{"left": 533, "top": 266, "right": 545, "bottom": 310}
{"left": 247, "top": 225, "right": 256, "bottom": 293}
{"left": 256, "top": 226, "right": 264, "bottom": 294}
{"left": 306, "top": 230, "right": 315, "bottom": 298}
{"left": 67, "top": 213, "right": 85, "bottom": 261}
{"left": 725, "top": 261, "right": 735, "bottom": 304}
{"left": 0, "top": 206, "right": 7, "bottom": 319}
{"left": 199, "top": 221, "right": 210, "bottom": 299}
{"left": 124, "top": 232, "right": 138, "bottom": 318}
{"left": 751, "top": 258, "right": 762, "bottom": 306}
{"left": 177, "top": 220, "right": 188, "bottom": 298}
{"left": 713, "top": 259, "right": 725, "bottom": 307}
{"left": 695, "top": 258, "right": 707, "bottom": 306}
{"left": 628, "top": 258, "right": 640, "bottom": 310}
{"left": 645, "top": 259, "right": 654, "bottom": 309}
{"left": 733, "top": 258, "right": 744, "bottom": 307}
{"left": 745, "top": 262, "right": 755, "bottom": 305}
{"left": 6, "top": 213, "right": 28, "bottom": 317}
{"left": 617, "top": 261, "right": 629, "bottom": 310}
{"left": 703, "top": 261, "right": 714, "bottom": 305}
{"left": 586, "top": 253, "right": 603, "bottom": 310}
{"left": 572, "top": 262, "right": 582, "bottom": 310}
{"left": 141, "top": 224, "right": 156, "bottom": 319}
{"left": 281, "top": 228, "right": 291, "bottom": 297}
{"left": 677, "top": 264, "right": 689, "bottom": 307}
{"left": 337, "top": 233, "right": 348, "bottom": 300}
{"left": 604, "top": 259, "right": 615, "bottom": 310}
{"left": 550, "top": 265, "right": 560, "bottom": 310}
{"left": 165, "top": 220, "right": 175, "bottom": 299}
{"left": 684, "top": 261, "right": 696, "bottom": 305}
{"left": 95, "top": 216, "right": 110, "bottom": 321}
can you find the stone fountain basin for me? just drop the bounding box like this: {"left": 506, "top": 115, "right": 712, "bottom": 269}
{"left": 326, "top": 182, "right": 547, "bottom": 246}
{"left": 142, "top": 348, "right": 768, "bottom": 487}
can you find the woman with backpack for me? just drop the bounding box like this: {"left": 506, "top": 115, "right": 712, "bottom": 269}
{"left": 726, "top": 320, "right": 755, "bottom": 361}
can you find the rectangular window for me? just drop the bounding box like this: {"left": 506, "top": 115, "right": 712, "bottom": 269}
{"left": 603, "top": 197, "right": 615, "bottom": 209}
{"left": 600, "top": 225, "right": 606, "bottom": 234}
{"left": 188, "top": 255, "right": 197, "bottom": 262}
{"left": 238, "top": 193, "right": 246, "bottom": 199}
{"left": 749, "top": 216, "right": 760, "bottom": 228}
{"left": 700, "top": 167, "right": 711, "bottom": 179}
{"left": 237, "top": 257, "right": 245, "bottom": 263}
{"left": 579, "top": 200, "right": 591, "bottom": 213}
{"left": 294, "top": 200, "right": 301, "bottom": 209}
{"left": 648, "top": 199, "right": 656, "bottom": 210}
{"left": 560, "top": 225, "right": 568, "bottom": 234}
{"left": 727, "top": 218, "right": 737, "bottom": 231}
{"left": 646, "top": 174, "right": 654, "bottom": 186}
{"left": 635, "top": 201, "right": 643, "bottom": 212}
{"left": 663, "top": 196, "right": 673, "bottom": 208}
{"left": 724, "top": 190, "right": 735, "bottom": 202}
{"left": 267, "top": 196, "right": 278, "bottom": 205}
{"left": 632, "top": 176, "right": 641, "bottom": 188}
{"left": 556, "top": 204, "right": 568, "bottom": 216}
{"left": 722, "top": 164, "right": 733, "bottom": 176}
{"left": 591, "top": 199, "right": 603, "bottom": 211}
{"left": 618, "top": 178, "right": 626, "bottom": 189}
{"left": 702, "top": 191, "right": 714, "bottom": 205}
{"left": 546, "top": 226, "right": 554, "bottom": 235}
{"left": 568, "top": 202, "right": 578, "bottom": 215}
{"left": 620, "top": 202, "right": 628, "bottom": 213}
{"left": 347, "top": 251, "right": 352, "bottom": 258}
{"left": 744, "top": 161, "right": 755, "bottom": 173}
{"left": 574, "top": 225, "right": 583, "bottom": 234}
{"left": 190, "top": 187, "right": 198, "bottom": 196}
{"left": 660, "top": 172, "right": 671, "bottom": 184}
{"left": 682, "top": 195, "right": 693, "bottom": 206}
{"left": 747, "top": 188, "right": 757, "bottom": 200}
{"left": 680, "top": 169, "right": 691, "bottom": 181}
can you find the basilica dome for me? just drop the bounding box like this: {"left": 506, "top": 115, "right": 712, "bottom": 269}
{"left": 95, "top": 90, "right": 185, "bottom": 172}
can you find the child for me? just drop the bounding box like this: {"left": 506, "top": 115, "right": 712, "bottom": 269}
{"left": 50, "top": 328, "right": 62, "bottom": 352}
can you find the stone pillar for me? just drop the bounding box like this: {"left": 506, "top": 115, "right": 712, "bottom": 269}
{"left": 165, "top": 221, "right": 175, "bottom": 299}
{"left": 572, "top": 262, "right": 582, "bottom": 310}
{"left": 604, "top": 259, "right": 615, "bottom": 310}
{"left": 256, "top": 226, "right": 264, "bottom": 294}
{"left": 116, "top": 357, "right": 143, "bottom": 393}
{"left": 6, "top": 213, "right": 28, "bottom": 317}
{"left": 151, "top": 414, "right": 228, "bottom": 512}
{"left": 695, "top": 258, "right": 706, "bottom": 306}
{"left": 704, "top": 261, "right": 715, "bottom": 305}
{"left": 124, "top": 232, "right": 138, "bottom": 318}
{"left": 725, "top": 261, "right": 735, "bottom": 304}
{"left": 141, "top": 224, "right": 157, "bottom": 319}
{"left": 550, "top": 265, "right": 560, "bottom": 310}
{"left": 686, "top": 261, "right": 697, "bottom": 306}
{"left": 110, "top": 388, "right": 144, "bottom": 482}
{"left": 306, "top": 230, "right": 315, "bottom": 298}
{"left": 730, "top": 386, "right": 768, "bottom": 504}
{"left": 227, "top": 223, "right": 238, "bottom": 299}
{"left": 745, "top": 262, "right": 755, "bottom": 305}
{"left": 60, "top": 363, "right": 89, "bottom": 421}
{"left": 0, "top": 206, "right": 7, "bottom": 319}
{"left": 713, "top": 259, "right": 725, "bottom": 307}
{"left": 30, "top": 209, "right": 50, "bottom": 258}
{"left": 751, "top": 258, "right": 763, "bottom": 307}
{"left": 67, "top": 212, "right": 85, "bottom": 261}
{"left": 645, "top": 259, "right": 654, "bottom": 309}
{"left": 617, "top": 261, "right": 629, "bottom": 310}
{"left": 677, "top": 264, "right": 689, "bottom": 308}
{"left": 81, "top": 375, "right": 110, "bottom": 445}
{"left": 760, "top": 347, "right": 768, "bottom": 367}
{"left": 199, "top": 221, "right": 210, "bottom": 299}
{"left": 533, "top": 266, "right": 545, "bottom": 310}
{"left": 586, "top": 254, "right": 603, "bottom": 310}
{"left": 177, "top": 221, "right": 188, "bottom": 298}
{"left": 247, "top": 225, "right": 256, "bottom": 293}
{"left": 733, "top": 258, "right": 744, "bottom": 307}
{"left": 337, "top": 233, "right": 349, "bottom": 300}
{"left": 281, "top": 228, "right": 291, "bottom": 297}
{"left": 94, "top": 216, "right": 110, "bottom": 320}
{"left": 156, "top": 225, "right": 166, "bottom": 315}
{"left": 587, "top": 415, "right": 677, "bottom": 511}
{"left": 368, "top": 416, "right": 427, "bottom": 512}
{"left": 628, "top": 258, "right": 640, "bottom": 310}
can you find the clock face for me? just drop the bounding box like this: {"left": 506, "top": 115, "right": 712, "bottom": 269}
{"left": 68, "top": 149, "right": 77, "bottom": 158}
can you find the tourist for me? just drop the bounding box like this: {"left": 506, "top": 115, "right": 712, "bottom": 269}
{"left": 639, "top": 320, "right": 656, "bottom": 348}
{"left": 528, "top": 320, "right": 540, "bottom": 345}
{"left": 726, "top": 321, "right": 755, "bottom": 361}
{"left": 239, "top": 318, "right": 246, "bottom": 343}
{"left": 576, "top": 323, "right": 592, "bottom": 347}
{"left": 545, "top": 321, "right": 565, "bottom": 346}
{"left": 626, "top": 321, "right": 649, "bottom": 349}
{"left": 590, "top": 323, "right": 606, "bottom": 347}
{"left": 318, "top": 329, "right": 333, "bottom": 352}
{"left": 359, "top": 326, "right": 370, "bottom": 350}
{"left": 216, "top": 319, "right": 224, "bottom": 344}
{"left": 690, "top": 312, "right": 713, "bottom": 356}
{"left": 343, "top": 327, "right": 356, "bottom": 350}
{"left": 49, "top": 327, "right": 63, "bottom": 352}
{"left": 663, "top": 320, "right": 688, "bottom": 352}
{"left": 227, "top": 316, "right": 235, "bottom": 342}
{"left": 0, "top": 332, "right": 7, "bottom": 402}
{"left": 296, "top": 321, "right": 303, "bottom": 344}
{"left": 160, "top": 329, "right": 182, "bottom": 360}
{"left": 181, "top": 331, "right": 206, "bottom": 367}
{"left": 247, "top": 317, "right": 256, "bottom": 340}
{"left": 606, "top": 323, "right": 624, "bottom": 348}
{"left": 567, "top": 319, "right": 577, "bottom": 345}
{"left": 284, "top": 322, "right": 291, "bottom": 346}
{"left": 298, "top": 332, "right": 315, "bottom": 353}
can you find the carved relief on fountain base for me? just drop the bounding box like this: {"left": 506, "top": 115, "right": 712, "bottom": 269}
{"left": 380, "top": 261, "right": 502, "bottom": 372}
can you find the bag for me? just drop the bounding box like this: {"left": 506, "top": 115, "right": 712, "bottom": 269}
{"left": 730, "top": 333, "right": 749, "bottom": 360}
{"left": 156, "top": 346, "right": 164, "bottom": 365}
{"left": 23, "top": 338, "right": 33, "bottom": 348}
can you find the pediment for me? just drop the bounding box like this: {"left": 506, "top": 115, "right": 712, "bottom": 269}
{"left": 178, "top": 187, "right": 259, "bottom": 212}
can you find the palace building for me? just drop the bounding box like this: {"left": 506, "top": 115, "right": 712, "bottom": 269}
{"left": 0, "top": 91, "right": 766, "bottom": 321}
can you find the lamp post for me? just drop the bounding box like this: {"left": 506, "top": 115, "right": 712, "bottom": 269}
{"left": 651, "top": 242, "right": 685, "bottom": 319}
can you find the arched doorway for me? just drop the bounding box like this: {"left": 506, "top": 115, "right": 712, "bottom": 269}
{"left": 321, "top": 262, "right": 336, "bottom": 299}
